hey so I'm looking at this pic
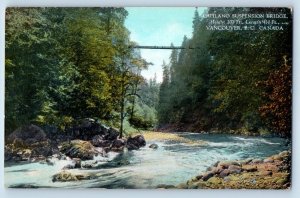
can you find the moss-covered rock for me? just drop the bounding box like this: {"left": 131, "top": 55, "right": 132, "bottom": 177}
{"left": 52, "top": 171, "right": 94, "bottom": 182}
{"left": 59, "top": 140, "right": 98, "bottom": 160}
{"left": 5, "top": 140, "right": 54, "bottom": 162}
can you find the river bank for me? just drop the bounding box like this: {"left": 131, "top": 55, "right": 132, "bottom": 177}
{"left": 4, "top": 128, "right": 291, "bottom": 189}
{"left": 156, "top": 123, "right": 289, "bottom": 139}
{"left": 175, "top": 150, "right": 291, "bottom": 189}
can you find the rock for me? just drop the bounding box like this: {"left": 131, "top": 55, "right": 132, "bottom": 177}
{"left": 5, "top": 139, "right": 54, "bottom": 162}
{"left": 91, "top": 135, "right": 111, "bottom": 147}
{"left": 183, "top": 150, "right": 291, "bottom": 189}
{"left": 258, "top": 171, "right": 272, "bottom": 176}
{"left": 82, "top": 163, "right": 93, "bottom": 169}
{"left": 59, "top": 140, "right": 98, "bottom": 160}
{"left": 31, "top": 141, "right": 53, "bottom": 157}
{"left": 213, "top": 161, "right": 220, "bottom": 167}
{"left": 191, "top": 176, "right": 199, "bottom": 182}
{"left": 126, "top": 135, "right": 146, "bottom": 150}
{"left": 210, "top": 166, "right": 223, "bottom": 174}
{"left": 242, "top": 164, "right": 257, "bottom": 172}
{"left": 218, "top": 162, "right": 230, "bottom": 169}
{"left": 273, "top": 155, "right": 283, "bottom": 161}
{"left": 21, "top": 149, "right": 32, "bottom": 161}
{"left": 278, "top": 150, "right": 290, "bottom": 157}
{"left": 263, "top": 158, "right": 274, "bottom": 163}
{"left": 258, "top": 163, "right": 279, "bottom": 172}
{"left": 177, "top": 183, "right": 188, "bottom": 189}
{"left": 228, "top": 165, "right": 242, "bottom": 174}
{"left": 33, "top": 156, "right": 46, "bottom": 162}
{"left": 82, "top": 160, "right": 100, "bottom": 169}
{"left": 62, "top": 164, "right": 75, "bottom": 170}
{"left": 252, "top": 159, "right": 263, "bottom": 163}
{"left": 206, "top": 166, "right": 212, "bottom": 171}
{"left": 188, "top": 183, "right": 200, "bottom": 189}
{"left": 202, "top": 171, "right": 214, "bottom": 181}
{"left": 239, "top": 159, "right": 252, "bottom": 165}
{"left": 52, "top": 153, "right": 61, "bottom": 160}
{"left": 104, "top": 128, "right": 119, "bottom": 141}
{"left": 67, "top": 118, "right": 119, "bottom": 141}
{"left": 156, "top": 184, "right": 176, "bottom": 189}
{"left": 207, "top": 177, "right": 222, "bottom": 185}
{"left": 52, "top": 171, "right": 93, "bottom": 182}
{"left": 10, "top": 184, "right": 39, "bottom": 188}
{"left": 231, "top": 161, "right": 241, "bottom": 166}
{"left": 218, "top": 161, "right": 240, "bottom": 169}
{"left": 4, "top": 145, "right": 14, "bottom": 161}
{"left": 7, "top": 124, "right": 47, "bottom": 144}
{"left": 69, "top": 118, "right": 102, "bottom": 140}
{"left": 149, "top": 143, "right": 158, "bottom": 149}
{"left": 46, "top": 158, "right": 54, "bottom": 166}
{"left": 72, "top": 158, "right": 81, "bottom": 168}
{"left": 117, "top": 159, "right": 130, "bottom": 166}
{"left": 219, "top": 169, "right": 230, "bottom": 178}
{"left": 111, "top": 139, "right": 126, "bottom": 151}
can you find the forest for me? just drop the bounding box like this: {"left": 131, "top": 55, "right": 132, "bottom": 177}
{"left": 157, "top": 8, "right": 292, "bottom": 138}
{"left": 5, "top": 8, "right": 159, "bottom": 138}
{"left": 5, "top": 7, "right": 292, "bottom": 138}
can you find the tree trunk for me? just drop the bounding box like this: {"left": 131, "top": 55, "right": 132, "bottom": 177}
{"left": 120, "top": 96, "right": 124, "bottom": 138}
{"left": 119, "top": 71, "right": 125, "bottom": 139}
{"left": 129, "top": 82, "right": 138, "bottom": 120}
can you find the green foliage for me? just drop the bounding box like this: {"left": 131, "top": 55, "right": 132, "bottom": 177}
{"left": 5, "top": 8, "right": 150, "bottom": 136}
{"left": 157, "top": 61, "right": 172, "bottom": 123}
{"left": 157, "top": 7, "right": 292, "bottom": 136}
{"left": 5, "top": 7, "right": 292, "bottom": 138}
{"left": 5, "top": 7, "right": 157, "bottom": 139}
{"left": 129, "top": 102, "right": 157, "bottom": 129}
{"left": 5, "top": 8, "right": 62, "bottom": 133}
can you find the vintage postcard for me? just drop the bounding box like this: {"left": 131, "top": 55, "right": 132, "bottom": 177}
{"left": 4, "top": 7, "right": 292, "bottom": 189}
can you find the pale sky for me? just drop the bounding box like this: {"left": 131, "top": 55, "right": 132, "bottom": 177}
{"left": 125, "top": 7, "right": 205, "bottom": 82}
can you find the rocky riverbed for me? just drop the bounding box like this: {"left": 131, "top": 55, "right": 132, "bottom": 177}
{"left": 5, "top": 129, "right": 291, "bottom": 189}
{"left": 175, "top": 150, "right": 291, "bottom": 189}
{"left": 5, "top": 121, "right": 146, "bottom": 163}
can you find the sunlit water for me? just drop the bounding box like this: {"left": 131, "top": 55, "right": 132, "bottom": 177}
{"left": 4, "top": 133, "right": 289, "bottom": 188}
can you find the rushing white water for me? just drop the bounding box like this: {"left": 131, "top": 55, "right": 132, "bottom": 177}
{"left": 4, "top": 133, "right": 289, "bottom": 188}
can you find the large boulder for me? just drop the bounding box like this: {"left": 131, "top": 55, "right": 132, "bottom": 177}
{"left": 59, "top": 140, "right": 99, "bottom": 160}
{"left": 4, "top": 142, "right": 53, "bottom": 162}
{"left": 52, "top": 171, "right": 93, "bottom": 182}
{"left": 7, "top": 124, "right": 47, "bottom": 145}
{"left": 30, "top": 140, "right": 53, "bottom": 157}
{"left": 126, "top": 135, "right": 146, "bottom": 150}
{"left": 68, "top": 118, "right": 119, "bottom": 141}
{"left": 111, "top": 139, "right": 126, "bottom": 151}
{"left": 91, "top": 135, "right": 111, "bottom": 147}
{"left": 104, "top": 128, "right": 119, "bottom": 140}
{"left": 5, "top": 125, "right": 54, "bottom": 162}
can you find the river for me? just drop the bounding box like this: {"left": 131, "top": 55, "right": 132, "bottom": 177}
{"left": 4, "top": 133, "right": 290, "bottom": 188}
